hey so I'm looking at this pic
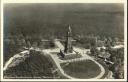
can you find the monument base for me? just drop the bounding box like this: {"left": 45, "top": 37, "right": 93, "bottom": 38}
{"left": 59, "top": 49, "right": 82, "bottom": 60}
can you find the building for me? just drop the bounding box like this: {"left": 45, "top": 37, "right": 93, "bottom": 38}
{"left": 59, "top": 26, "right": 76, "bottom": 59}
{"left": 64, "top": 26, "right": 73, "bottom": 53}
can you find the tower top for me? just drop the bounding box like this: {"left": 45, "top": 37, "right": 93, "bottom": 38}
{"left": 68, "top": 25, "right": 71, "bottom": 33}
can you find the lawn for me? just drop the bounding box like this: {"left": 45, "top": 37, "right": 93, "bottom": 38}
{"left": 61, "top": 60, "right": 101, "bottom": 79}
{"left": 4, "top": 51, "right": 59, "bottom": 79}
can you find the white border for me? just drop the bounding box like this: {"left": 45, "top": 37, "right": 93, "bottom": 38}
{"left": 2, "top": 0, "right": 125, "bottom": 3}
{"left": 1, "top": 0, "right": 127, "bottom": 81}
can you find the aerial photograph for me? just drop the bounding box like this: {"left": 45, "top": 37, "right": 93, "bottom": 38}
{"left": 3, "top": 3, "right": 124, "bottom": 79}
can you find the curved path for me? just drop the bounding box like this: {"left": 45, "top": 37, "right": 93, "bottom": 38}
{"left": 3, "top": 50, "right": 29, "bottom": 71}
{"left": 4, "top": 40, "right": 122, "bottom": 79}
{"left": 43, "top": 48, "right": 105, "bottom": 79}
{"left": 73, "top": 47, "right": 105, "bottom": 79}
{"left": 42, "top": 40, "right": 105, "bottom": 79}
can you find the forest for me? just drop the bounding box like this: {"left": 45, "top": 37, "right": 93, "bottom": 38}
{"left": 3, "top": 3, "right": 124, "bottom": 67}
{"left": 4, "top": 3, "right": 124, "bottom": 39}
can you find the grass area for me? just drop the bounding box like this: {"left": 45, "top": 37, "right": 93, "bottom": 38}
{"left": 4, "top": 51, "right": 60, "bottom": 79}
{"left": 60, "top": 60, "right": 101, "bottom": 79}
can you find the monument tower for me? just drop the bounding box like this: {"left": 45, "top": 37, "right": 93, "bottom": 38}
{"left": 64, "top": 26, "right": 73, "bottom": 53}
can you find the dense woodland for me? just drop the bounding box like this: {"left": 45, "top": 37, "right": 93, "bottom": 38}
{"left": 4, "top": 3, "right": 124, "bottom": 39}
{"left": 109, "top": 48, "right": 124, "bottom": 79}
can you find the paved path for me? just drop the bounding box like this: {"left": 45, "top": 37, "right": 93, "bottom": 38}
{"left": 105, "top": 71, "right": 114, "bottom": 79}
{"left": 72, "top": 47, "right": 105, "bottom": 79}
{"left": 3, "top": 47, "right": 39, "bottom": 71}
{"left": 43, "top": 50, "right": 75, "bottom": 79}
{"left": 3, "top": 50, "right": 29, "bottom": 71}
{"left": 43, "top": 47, "right": 105, "bottom": 79}
{"left": 4, "top": 39, "right": 123, "bottom": 78}
{"left": 42, "top": 40, "right": 106, "bottom": 79}
{"left": 54, "top": 39, "right": 64, "bottom": 49}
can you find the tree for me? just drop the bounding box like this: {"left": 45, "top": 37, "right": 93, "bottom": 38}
{"left": 26, "top": 41, "right": 31, "bottom": 49}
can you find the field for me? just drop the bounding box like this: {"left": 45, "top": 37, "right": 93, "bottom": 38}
{"left": 60, "top": 60, "right": 101, "bottom": 79}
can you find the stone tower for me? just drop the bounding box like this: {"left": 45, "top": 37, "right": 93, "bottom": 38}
{"left": 64, "top": 26, "right": 73, "bottom": 53}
